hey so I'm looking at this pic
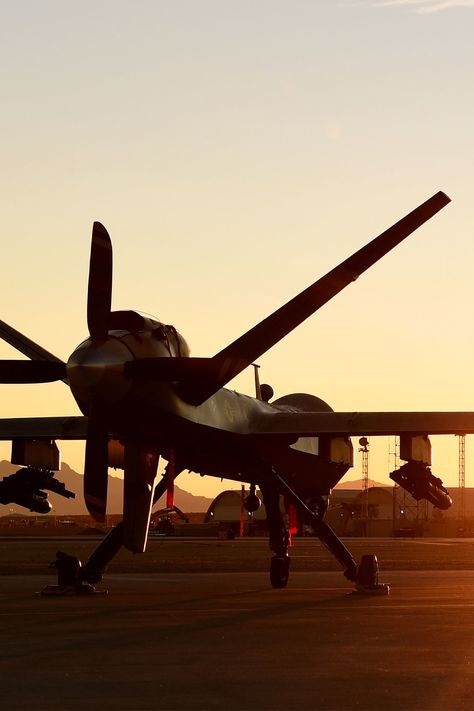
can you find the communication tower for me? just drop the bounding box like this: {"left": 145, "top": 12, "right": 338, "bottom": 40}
{"left": 458, "top": 434, "right": 466, "bottom": 522}
{"left": 358, "top": 437, "right": 369, "bottom": 521}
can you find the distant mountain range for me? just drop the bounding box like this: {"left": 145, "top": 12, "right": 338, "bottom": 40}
{"left": 335, "top": 478, "right": 389, "bottom": 490}
{"left": 0, "top": 460, "right": 214, "bottom": 515}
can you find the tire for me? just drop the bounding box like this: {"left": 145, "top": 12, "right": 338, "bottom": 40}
{"left": 270, "top": 556, "right": 290, "bottom": 588}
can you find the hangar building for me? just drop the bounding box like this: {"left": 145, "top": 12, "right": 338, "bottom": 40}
{"left": 204, "top": 486, "right": 474, "bottom": 537}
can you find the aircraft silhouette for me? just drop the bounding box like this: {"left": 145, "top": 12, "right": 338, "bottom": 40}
{"left": 1, "top": 190, "right": 473, "bottom": 591}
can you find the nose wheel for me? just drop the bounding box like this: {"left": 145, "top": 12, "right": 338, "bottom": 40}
{"left": 270, "top": 555, "right": 290, "bottom": 588}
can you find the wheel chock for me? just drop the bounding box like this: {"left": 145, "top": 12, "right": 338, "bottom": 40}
{"left": 36, "top": 583, "right": 108, "bottom": 597}
{"left": 352, "top": 582, "right": 390, "bottom": 596}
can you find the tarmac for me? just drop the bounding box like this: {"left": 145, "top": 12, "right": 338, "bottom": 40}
{"left": 2, "top": 538, "right": 474, "bottom": 710}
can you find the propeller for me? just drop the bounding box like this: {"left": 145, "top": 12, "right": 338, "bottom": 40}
{"left": 82, "top": 222, "right": 114, "bottom": 521}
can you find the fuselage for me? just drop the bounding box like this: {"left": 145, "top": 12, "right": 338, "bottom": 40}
{"left": 66, "top": 312, "right": 351, "bottom": 494}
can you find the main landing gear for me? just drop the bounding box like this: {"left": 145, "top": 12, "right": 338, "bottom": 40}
{"left": 259, "top": 480, "right": 291, "bottom": 589}
{"left": 260, "top": 470, "right": 389, "bottom": 595}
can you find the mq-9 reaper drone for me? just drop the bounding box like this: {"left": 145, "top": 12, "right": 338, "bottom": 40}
{"left": 0, "top": 190, "right": 471, "bottom": 593}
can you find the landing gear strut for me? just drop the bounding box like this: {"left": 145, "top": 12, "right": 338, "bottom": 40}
{"left": 263, "top": 469, "right": 389, "bottom": 594}
{"left": 260, "top": 480, "right": 290, "bottom": 589}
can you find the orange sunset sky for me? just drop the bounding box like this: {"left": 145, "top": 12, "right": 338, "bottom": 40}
{"left": 1, "top": 1, "right": 474, "bottom": 499}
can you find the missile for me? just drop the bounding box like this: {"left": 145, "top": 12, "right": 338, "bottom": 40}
{"left": 389, "top": 462, "right": 452, "bottom": 510}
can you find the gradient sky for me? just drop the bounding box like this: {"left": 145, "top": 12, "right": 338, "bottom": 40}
{"left": 0, "top": 1, "right": 473, "bottom": 499}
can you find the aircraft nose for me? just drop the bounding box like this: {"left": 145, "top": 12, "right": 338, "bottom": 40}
{"left": 66, "top": 338, "right": 133, "bottom": 405}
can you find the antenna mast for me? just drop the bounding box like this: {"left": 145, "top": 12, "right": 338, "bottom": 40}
{"left": 359, "top": 437, "right": 369, "bottom": 526}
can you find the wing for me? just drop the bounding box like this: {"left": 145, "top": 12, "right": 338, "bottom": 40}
{"left": 0, "top": 417, "right": 89, "bottom": 515}
{"left": 0, "top": 416, "right": 88, "bottom": 440}
{"left": 250, "top": 411, "right": 474, "bottom": 438}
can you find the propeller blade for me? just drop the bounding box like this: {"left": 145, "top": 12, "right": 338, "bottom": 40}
{"left": 0, "top": 360, "right": 67, "bottom": 383}
{"left": 124, "top": 357, "right": 222, "bottom": 382}
{"left": 83, "top": 410, "right": 109, "bottom": 522}
{"left": 0, "top": 320, "right": 68, "bottom": 383}
{"left": 122, "top": 441, "right": 159, "bottom": 553}
{"left": 180, "top": 191, "right": 451, "bottom": 405}
{"left": 87, "top": 222, "right": 113, "bottom": 341}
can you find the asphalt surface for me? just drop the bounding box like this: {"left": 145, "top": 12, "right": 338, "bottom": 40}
{"left": 2, "top": 539, "right": 474, "bottom": 710}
